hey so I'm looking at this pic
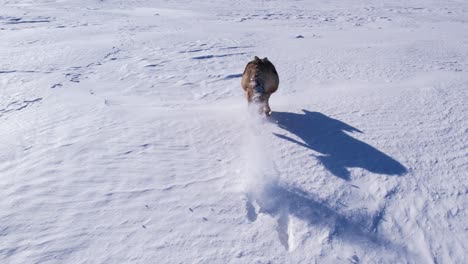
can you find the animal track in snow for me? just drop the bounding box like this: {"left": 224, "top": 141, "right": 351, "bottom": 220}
{"left": 104, "top": 47, "right": 121, "bottom": 61}
{"left": 65, "top": 72, "right": 82, "bottom": 83}
{"left": 59, "top": 47, "right": 125, "bottom": 85}
{"left": 0, "top": 98, "right": 43, "bottom": 117}
{"left": 0, "top": 70, "right": 38, "bottom": 74}
{"left": 191, "top": 52, "right": 246, "bottom": 60}
{"left": 1, "top": 16, "right": 51, "bottom": 25}
{"left": 223, "top": 73, "right": 243, "bottom": 79}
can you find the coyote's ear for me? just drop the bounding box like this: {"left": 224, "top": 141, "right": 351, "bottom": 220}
{"left": 263, "top": 57, "right": 269, "bottom": 61}
{"left": 254, "top": 56, "right": 260, "bottom": 61}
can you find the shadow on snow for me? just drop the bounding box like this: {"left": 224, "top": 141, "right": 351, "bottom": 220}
{"left": 270, "top": 110, "right": 407, "bottom": 180}
{"left": 244, "top": 110, "right": 409, "bottom": 254}
{"left": 246, "top": 182, "right": 406, "bottom": 254}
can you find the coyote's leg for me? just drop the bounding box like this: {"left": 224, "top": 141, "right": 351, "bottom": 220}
{"left": 263, "top": 94, "right": 272, "bottom": 116}
{"left": 246, "top": 90, "right": 253, "bottom": 103}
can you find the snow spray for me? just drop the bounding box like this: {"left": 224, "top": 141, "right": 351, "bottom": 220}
{"left": 242, "top": 105, "right": 279, "bottom": 204}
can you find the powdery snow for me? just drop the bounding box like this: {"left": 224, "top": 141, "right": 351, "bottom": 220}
{"left": 1, "top": 0, "right": 467, "bottom": 263}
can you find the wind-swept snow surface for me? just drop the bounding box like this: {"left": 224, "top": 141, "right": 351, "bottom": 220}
{"left": 1, "top": 0, "right": 467, "bottom": 263}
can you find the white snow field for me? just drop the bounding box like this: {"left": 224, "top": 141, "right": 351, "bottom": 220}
{"left": 1, "top": 0, "right": 467, "bottom": 263}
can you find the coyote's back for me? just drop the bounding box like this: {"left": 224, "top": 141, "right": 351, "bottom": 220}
{"left": 241, "top": 56, "right": 279, "bottom": 116}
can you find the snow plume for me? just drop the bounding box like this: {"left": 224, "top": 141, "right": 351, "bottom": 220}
{"left": 241, "top": 109, "right": 295, "bottom": 250}
{"left": 241, "top": 107, "right": 279, "bottom": 195}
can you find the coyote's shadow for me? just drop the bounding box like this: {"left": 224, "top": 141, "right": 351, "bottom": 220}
{"left": 271, "top": 110, "right": 406, "bottom": 180}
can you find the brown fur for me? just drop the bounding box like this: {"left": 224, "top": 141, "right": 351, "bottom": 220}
{"left": 241, "top": 56, "right": 279, "bottom": 116}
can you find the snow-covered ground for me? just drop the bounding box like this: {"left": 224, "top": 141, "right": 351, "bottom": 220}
{"left": 1, "top": 0, "right": 467, "bottom": 263}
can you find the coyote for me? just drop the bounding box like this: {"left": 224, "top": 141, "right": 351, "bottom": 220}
{"left": 241, "top": 56, "right": 279, "bottom": 116}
